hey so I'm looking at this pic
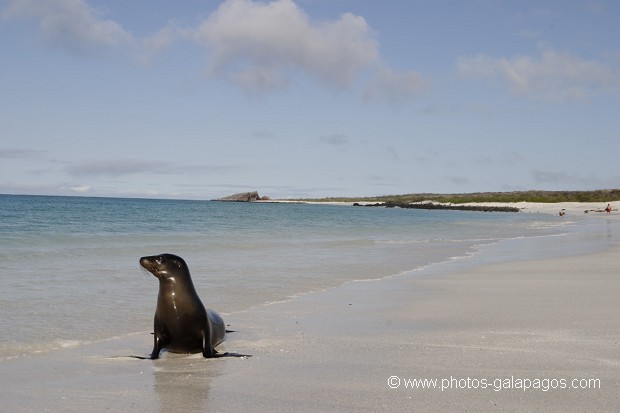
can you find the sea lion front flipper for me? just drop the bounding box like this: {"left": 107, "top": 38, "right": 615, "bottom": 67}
{"left": 150, "top": 334, "right": 162, "bottom": 360}
{"left": 201, "top": 327, "right": 217, "bottom": 358}
{"left": 202, "top": 347, "right": 217, "bottom": 358}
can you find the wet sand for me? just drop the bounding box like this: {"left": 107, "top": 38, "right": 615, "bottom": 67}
{"left": 204, "top": 243, "right": 620, "bottom": 412}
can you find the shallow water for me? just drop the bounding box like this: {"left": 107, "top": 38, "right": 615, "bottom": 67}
{"left": 0, "top": 195, "right": 605, "bottom": 358}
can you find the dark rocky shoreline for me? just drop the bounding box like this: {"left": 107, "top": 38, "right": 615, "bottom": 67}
{"left": 354, "top": 201, "right": 520, "bottom": 212}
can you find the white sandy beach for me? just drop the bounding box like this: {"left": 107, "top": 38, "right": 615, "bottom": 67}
{"left": 1, "top": 205, "right": 618, "bottom": 412}
{"left": 451, "top": 201, "right": 619, "bottom": 216}
{"left": 272, "top": 199, "right": 620, "bottom": 216}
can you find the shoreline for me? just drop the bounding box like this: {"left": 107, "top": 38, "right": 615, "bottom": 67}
{"left": 267, "top": 199, "right": 619, "bottom": 215}
{"left": 1, "top": 214, "right": 618, "bottom": 411}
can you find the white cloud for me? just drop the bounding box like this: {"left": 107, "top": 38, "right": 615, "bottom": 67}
{"left": 192, "top": 0, "right": 378, "bottom": 91}
{"left": 2, "top": 0, "right": 184, "bottom": 62}
{"left": 70, "top": 185, "right": 91, "bottom": 193}
{"left": 457, "top": 49, "right": 619, "bottom": 101}
{"left": 2, "top": 0, "right": 134, "bottom": 53}
{"left": 191, "top": 0, "right": 425, "bottom": 100}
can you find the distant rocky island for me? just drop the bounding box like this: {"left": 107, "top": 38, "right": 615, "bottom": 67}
{"left": 215, "top": 191, "right": 270, "bottom": 202}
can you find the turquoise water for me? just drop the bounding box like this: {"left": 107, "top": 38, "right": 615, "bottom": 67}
{"left": 0, "top": 195, "right": 602, "bottom": 358}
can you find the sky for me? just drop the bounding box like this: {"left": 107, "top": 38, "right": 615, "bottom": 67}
{"left": 1, "top": 0, "right": 619, "bottom": 200}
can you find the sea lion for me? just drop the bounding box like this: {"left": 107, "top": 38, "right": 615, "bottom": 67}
{"left": 140, "top": 253, "right": 226, "bottom": 359}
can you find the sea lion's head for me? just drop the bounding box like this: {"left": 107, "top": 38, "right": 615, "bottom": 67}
{"left": 140, "top": 253, "right": 187, "bottom": 279}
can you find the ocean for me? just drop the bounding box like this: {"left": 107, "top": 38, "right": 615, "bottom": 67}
{"left": 0, "top": 195, "right": 605, "bottom": 359}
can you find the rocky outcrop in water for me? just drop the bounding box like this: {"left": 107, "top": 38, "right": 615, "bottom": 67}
{"left": 217, "top": 191, "right": 268, "bottom": 202}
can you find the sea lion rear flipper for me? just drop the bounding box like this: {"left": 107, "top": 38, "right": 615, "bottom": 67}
{"left": 109, "top": 351, "right": 161, "bottom": 360}
{"left": 201, "top": 347, "right": 252, "bottom": 358}
{"left": 214, "top": 351, "right": 252, "bottom": 358}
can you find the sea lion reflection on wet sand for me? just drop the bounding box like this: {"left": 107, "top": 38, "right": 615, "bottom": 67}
{"left": 140, "top": 253, "right": 247, "bottom": 359}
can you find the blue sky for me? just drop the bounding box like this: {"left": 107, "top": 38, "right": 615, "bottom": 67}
{"left": 1, "top": 0, "right": 619, "bottom": 199}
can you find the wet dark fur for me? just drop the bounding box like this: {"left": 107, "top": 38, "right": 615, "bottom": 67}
{"left": 140, "top": 254, "right": 226, "bottom": 359}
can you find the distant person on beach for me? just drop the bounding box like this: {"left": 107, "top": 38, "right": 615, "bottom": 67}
{"left": 605, "top": 204, "right": 612, "bottom": 214}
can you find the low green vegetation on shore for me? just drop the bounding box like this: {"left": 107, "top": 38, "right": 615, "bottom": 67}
{"left": 293, "top": 189, "right": 620, "bottom": 204}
